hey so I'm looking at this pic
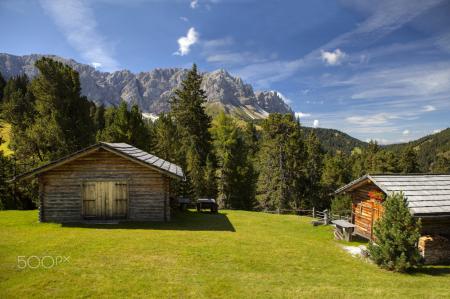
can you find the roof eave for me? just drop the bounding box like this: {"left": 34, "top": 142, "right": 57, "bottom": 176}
{"left": 12, "top": 143, "right": 184, "bottom": 182}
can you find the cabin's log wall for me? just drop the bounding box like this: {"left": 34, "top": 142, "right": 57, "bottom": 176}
{"left": 348, "top": 182, "right": 450, "bottom": 241}
{"left": 348, "top": 181, "right": 384, "bottom": 240}
{"left": 39, "top": 148, "right": 168, "bottom": 222}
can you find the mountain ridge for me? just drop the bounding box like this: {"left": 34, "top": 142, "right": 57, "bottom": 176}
{"left": 0, "top": 53, "right": 293, "bottom": 120}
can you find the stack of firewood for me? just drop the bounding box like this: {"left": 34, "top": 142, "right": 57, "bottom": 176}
{"left": 418, "top": 235, "right": 450, "bottom": 265}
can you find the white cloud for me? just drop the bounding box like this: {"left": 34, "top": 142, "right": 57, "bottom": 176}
{"left": 313, "top": 119, "right": 319, "bottom": 128}
{"left": 322, "top": 0, "right": 444, "bottom": 50}
{"left": 91, "top": 62, "right": 101, "bottom": 69}
{"left": 365, "top": 138, "right": 390, "bottom": 145}
{"left": 320, "top": 49, "right": 346, "bottom": 66}
{"left": 174, "top": 27, "right": 199, "bottom": 56}
{"left": 273, "top": 91, "right": 292, "bottom": 105}
{"left": 433, "top": 128, "right": 443, "bottom": 134}
{"left": 180, "top": 16, "right": 189, "bottom": 22}
{"left": 235, "top": 59, "right": 304, "bottom": 88}
{"left": 402, "top": 129, "right": 410, "bottom": 135}
{"left": 39, "top": 0, "right": 119, "bottom": 71}
{"left": 346, "top": 113, "right": 399, "bottom": 126}
{"left": 206, "top": 52, "right": 265, "bottom": 65}
{"left": 423, "top": 105, "right": 436, "bottom": 112}
{"left": 190, "top": 0, "right": 198, "bottom": 9}
{"left": 295, "top": 112, "right": 311, "bottom": 118}
{"left": 203, "top": 37, "right": 234, "bottom": 50}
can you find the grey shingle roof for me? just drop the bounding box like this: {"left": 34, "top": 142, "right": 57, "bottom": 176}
{"left": 336, "top": 174, "right": 450, "bottom": 216}
{"left": 13, "top": 142, "right": 184, "bottom": 181}
{"left": 100, "top": 142, "right": 184, "bottom": 178}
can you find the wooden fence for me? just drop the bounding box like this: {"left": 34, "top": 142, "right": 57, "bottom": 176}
{"left": 262, "top": 208, "right": 352, "bottom": 225}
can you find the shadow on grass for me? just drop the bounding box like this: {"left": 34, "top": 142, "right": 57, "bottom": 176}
{"left": 411, "top": 266, "right": 450, "bottom": 276}
{"left": 61, "top": 210, "right": 235, "bottom": 232}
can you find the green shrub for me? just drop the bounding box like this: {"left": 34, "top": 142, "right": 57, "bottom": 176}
{"left": 368, "top": 192, "right": 422, "bottom": 272}
{"left": 331, "top": 194, "right": 352, "bottom": 216}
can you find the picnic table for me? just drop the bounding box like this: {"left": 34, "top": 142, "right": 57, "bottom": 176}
{"left": 332, "top": 220, "right": 355, "bottom": 241}
{"left": 196, "top": 198, "right": 218, "bottom": 213}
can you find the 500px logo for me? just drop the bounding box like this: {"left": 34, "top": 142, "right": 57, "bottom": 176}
{"left": 17, "top": 256, "right": 70, "bottom": 269}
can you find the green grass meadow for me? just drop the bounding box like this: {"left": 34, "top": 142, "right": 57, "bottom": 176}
{"left": 0, "top": 210, "right": 449, "bottom": 298}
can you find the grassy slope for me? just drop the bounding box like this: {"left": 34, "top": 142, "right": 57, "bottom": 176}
{"left": 0, "top": 122, "right": 13, "bottom": 156}
{"left": 0, "top": 211, "right": 449, "bottom": 298}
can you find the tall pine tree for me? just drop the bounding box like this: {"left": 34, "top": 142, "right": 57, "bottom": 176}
{"left": 399, "top": 147, "right": 419, "bottom": 173}
{"left": 304, "top": 132, "right": 324, "bottom": 209}
{"left": 28, "top": 58, "right": 95, "bottom": 161}
{"left": 210, "top": 112, "right": 255, "bottom": 209}
{"left": 170, "top": 64, "right": 212, "bottom": 198}
{"left": 256, "top": 113, "right": 306, "bottom": 210}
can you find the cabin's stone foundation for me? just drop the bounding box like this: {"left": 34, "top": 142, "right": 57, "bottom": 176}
{"left": 419, "top": 235, "right": 450, "bottom": 265}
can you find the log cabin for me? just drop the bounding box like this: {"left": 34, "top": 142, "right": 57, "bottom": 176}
{"left": 14, "top": 142, "right": 184, "bottom": 222}
{"left": 335, "top": 174, "right": 450, "bottom": 264}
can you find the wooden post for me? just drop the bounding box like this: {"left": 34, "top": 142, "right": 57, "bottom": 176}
{"left": 324, "top": 209, "right": 329, "bottom": 225}
{"left": 312, "top": 207, "right": 315, "bottom": 218}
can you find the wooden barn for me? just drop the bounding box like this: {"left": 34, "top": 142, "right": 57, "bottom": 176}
{"left": 335, "top": 174, "right": 450, "bottom": 264}
{"left": 14, "top": 142, "right": 184, "bottom": 222}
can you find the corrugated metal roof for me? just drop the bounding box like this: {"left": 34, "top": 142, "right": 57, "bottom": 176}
{"left": 336, "top": 174, "right": 450, "bottom": 216}
{"left": 100, "top": 142, "right": 184, "bottom": 178}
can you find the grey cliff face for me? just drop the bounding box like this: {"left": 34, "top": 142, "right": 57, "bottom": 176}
{"left": 255, "top": 91, "right": 294, "bottom": 115}
{"left": 0, "top": 53, "right": 293, "bottom": 117}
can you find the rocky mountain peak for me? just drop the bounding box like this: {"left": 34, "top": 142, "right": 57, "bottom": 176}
{"left": 0, "top": 53, "right": 294, "bottom": 119}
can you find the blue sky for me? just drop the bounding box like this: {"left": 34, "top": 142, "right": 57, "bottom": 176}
{"left": 1, "top": 0, "right": 450, "bottom": 144}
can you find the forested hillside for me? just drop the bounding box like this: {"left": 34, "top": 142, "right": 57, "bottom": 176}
{"left": 0, "top": 58, "right": 448, "bottom": 211}
{"left": 301, "top": 127, "right": 367, "bottom": 154}
{"left": 385, "top": 129, "right": 450, "bottom": 172}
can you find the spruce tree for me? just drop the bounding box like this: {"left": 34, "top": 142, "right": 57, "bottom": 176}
{"left": 153, "top": 113, "right": 182, "bottom": 163}
{"left": 0, "top": 72, "right": 6, "bottom": 101}
{"left": 93, "top": 104, "right": 106, "bottom": 132}
{"left": 399, "top": 147, "right": 419, "bottom": 173}
{"left": 99, "top": 102, "right": 152, "bottom": 151}
{"left": 256, "top": 113, "right": 306, "bottom": 210}
{"left": 431, "top": 155, "right": 450, "bottom": 173}
{"left": 203, "top": 154, "right": 218, "bottom": 199}
{"left": 305, "top": 132, "right": 323, "bottom": 208}
{"left": 170, "top": 64, "right": 212, "bottom": 198}
{"left": 368, "top": 192, "right": 422, "bottom": 272}
{"left": 210, "top": 112, "right": 255, "bottom": 209}
{"left": 28, "top": 58, "right": 95, "bottom": 161}
{"left": 321, "top": 152, "right": 351, "bottom": 192}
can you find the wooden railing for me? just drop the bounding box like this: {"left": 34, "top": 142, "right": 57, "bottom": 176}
{"left": 262, "top": 208, "right": 352, "bottom": 226}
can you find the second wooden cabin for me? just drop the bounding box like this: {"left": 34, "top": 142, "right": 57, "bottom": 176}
{"left": 335, "top": 174, "right": 450, "bottom": 264}
{"left": 335, "top": 174, "right": 450, "bottom": 240}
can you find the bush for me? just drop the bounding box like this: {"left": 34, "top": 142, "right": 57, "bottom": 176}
{"left": 368, "top": 192, "right": 422, "bottom": 272}
{"left": 331, "top": 194, "right": 352, "bottom": 216}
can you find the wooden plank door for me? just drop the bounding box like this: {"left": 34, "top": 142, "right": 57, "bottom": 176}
{"left": 113, "top": 181, "right": 128, "bottom": 218}
{"left": 82, "top": 182, "right": 97, "bottom": 217}
{"left": 82, "top": 181, "right": 128, "bottom": 219}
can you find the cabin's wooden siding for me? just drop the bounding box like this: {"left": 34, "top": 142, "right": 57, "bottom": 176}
{"left": 39, "top": 148, "right": 168, "bottom": 222}
{"left": 421, "top": 217, "right": 450, "bottom": 237}
{"left": 348, "top": 181, "right": 384, "bottom": 239}
{"left": 348, "top": 181, "right": 450, "bottom": 240}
